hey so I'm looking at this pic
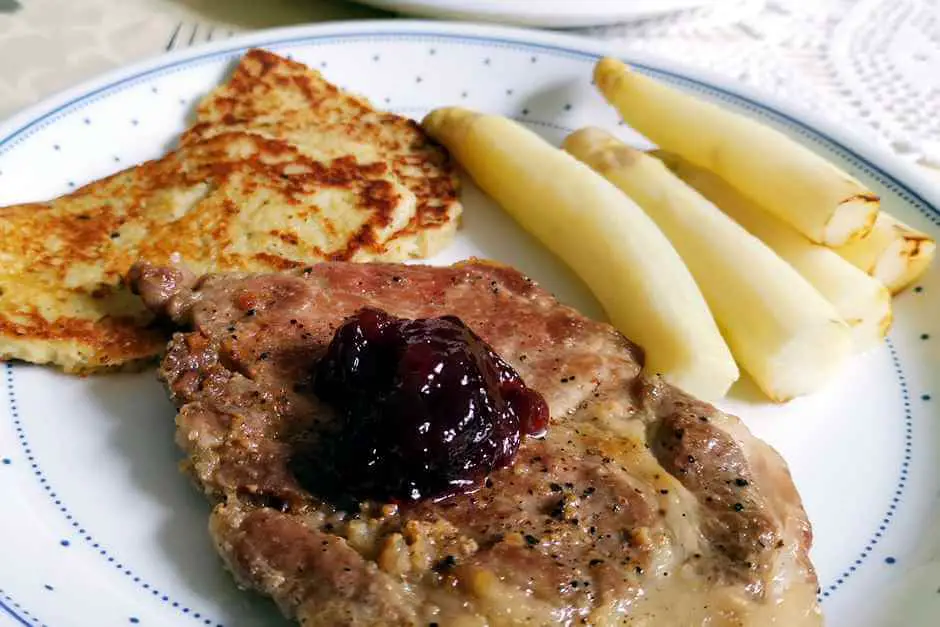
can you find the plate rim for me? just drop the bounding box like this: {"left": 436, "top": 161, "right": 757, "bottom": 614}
{"left": 348, "top": 0, "right": 718, "bottom": 27}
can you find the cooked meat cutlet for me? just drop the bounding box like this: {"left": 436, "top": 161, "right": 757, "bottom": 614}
{"left": 132, "top": 259, "right": 821, "bottom": 626}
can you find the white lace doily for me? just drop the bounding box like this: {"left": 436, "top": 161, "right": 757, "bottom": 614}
{"left": 580, "top": 0, "right": 940, "bottom": 168}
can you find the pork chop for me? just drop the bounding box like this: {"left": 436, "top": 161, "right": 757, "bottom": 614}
{"left": 131, "top": 259, "right": 821, "bottom": 626}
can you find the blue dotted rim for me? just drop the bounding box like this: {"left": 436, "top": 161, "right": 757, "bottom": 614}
{"left": 4, "top": 363, "right": 220, "bottom": 626}
{"left": 0, "top": 589, "right": 40, "bottom": 627}
{"left": 0, "top": 29, "right": 934, "bottom": 625}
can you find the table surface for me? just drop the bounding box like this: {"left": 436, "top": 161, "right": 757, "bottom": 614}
{"left": 0, "top": 0, "right": 938, "bottom": 190}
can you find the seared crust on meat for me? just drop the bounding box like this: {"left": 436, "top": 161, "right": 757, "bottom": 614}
{"left": 135, "top": 260, "right": 821, "bottom": 626}
{"left": 183, "top": 48, "right": 462, "bottom": 258}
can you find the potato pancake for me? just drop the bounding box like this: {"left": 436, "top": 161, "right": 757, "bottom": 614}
{"left": 0, "top": 49, "right": 462, "bottom": 374}
{"left": 182, "top": 48, "right": 462, "bottom": 258}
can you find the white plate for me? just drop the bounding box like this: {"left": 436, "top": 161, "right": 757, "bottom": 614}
{"left": 0, "top": 19, "right": 938, "bottom": 627}
{"left": 348, "top": 0, "right": 717, "bottom": 27}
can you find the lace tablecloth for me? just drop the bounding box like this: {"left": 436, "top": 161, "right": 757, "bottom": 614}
{"left": 0, "top": 0, "right": 937, "bottom": 184}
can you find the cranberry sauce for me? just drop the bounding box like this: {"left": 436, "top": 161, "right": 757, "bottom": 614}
{"left": 291, "top": 307, "right": 549, "bottom": 504}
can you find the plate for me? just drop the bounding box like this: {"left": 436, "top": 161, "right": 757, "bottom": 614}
{"left": 1, "top": 19, "right": 939, "bottom": 627}
{"left": 345, "top": 0, "right": 718, "bottom": 27}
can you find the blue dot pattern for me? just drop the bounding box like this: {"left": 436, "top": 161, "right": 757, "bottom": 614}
{"left": 5, "top": 364, "right": 225, "bottom": 627}
{"left": 0, "top": 588, "right": 47, "bottom": 627}
{"left": 817, "top": 340, "right": 913, "bottom": 602}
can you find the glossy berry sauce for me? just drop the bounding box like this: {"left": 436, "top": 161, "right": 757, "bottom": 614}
{"left": 293, "top": 307, "right": 549, "bottom": 504}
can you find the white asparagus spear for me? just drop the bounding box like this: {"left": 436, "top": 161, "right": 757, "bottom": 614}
{"left": 593, "top": 57, "right": 879, "bottom": 246}
{"left": 834, "top": 212, "right": 936, "bottom": 294}
{"left": 422, "top": 107, "right": 739, "bottom": 400}
{"left": 656, "top": 150, "right": 892, "bottom": 353}
{"left": 565, "top": 127, "right": 852, "bottom": 401}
